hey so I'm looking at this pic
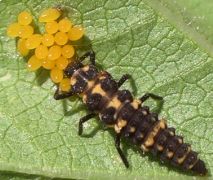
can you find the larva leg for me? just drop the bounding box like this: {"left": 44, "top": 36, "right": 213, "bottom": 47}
{"left": 54, "top": 87, "right": 74, "bottom": 100}
{"left": 140, "top": 93, "right": 163, "bottom": 102}
{"left": 117, "top": 74, "right": 131, "bottom": 88}
{"left": 78, "top": 113, "right": 96, "bottom": 135}
{"left": 115, "top": 133, "right": 129, "bottom": 168}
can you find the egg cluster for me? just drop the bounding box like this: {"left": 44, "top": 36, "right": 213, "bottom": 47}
{"left": 7, "top": 8, "right": 84, "bottom": 92}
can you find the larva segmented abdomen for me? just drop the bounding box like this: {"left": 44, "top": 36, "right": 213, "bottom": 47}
{"left": 128, "top": 109, "right": 207, "bottom": 175}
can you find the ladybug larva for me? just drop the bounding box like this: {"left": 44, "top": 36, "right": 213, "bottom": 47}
{"left": 54, "top": 50, "right": 207, "bottom": 176}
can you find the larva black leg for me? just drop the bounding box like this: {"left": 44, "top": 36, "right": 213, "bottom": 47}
{"left": 79, "top": 50, "right": 95, "bottom": 65}
{"left": 140, "top": 93, "right": 163, "bottom": 102}
{"left": 117, "top": 74, "right": 131, "bottom": 88}
{"left": 54, "top": 87, "right": 74, "bottom": 100}
{"left": 115, "top": 133, "right": 129, "bottom": 168}
{"left": 78, "top": 113, "right": 96, "bottom": 135}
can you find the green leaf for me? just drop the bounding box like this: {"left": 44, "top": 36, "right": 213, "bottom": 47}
{"left": 0, "top": 0, "right": 212, "bottom": 179}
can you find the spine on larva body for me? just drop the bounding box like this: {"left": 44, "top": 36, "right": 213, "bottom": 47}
{"left": 124, "top": 106, "right": 207, "bottom": 175}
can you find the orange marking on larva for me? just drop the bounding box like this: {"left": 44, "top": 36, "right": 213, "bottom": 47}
{"left": 118, "top": 119, "right": 127, "bottom": 128}
{"left": 141, "top": 144, "right": 149, "bottom": 152}
{"left": 107, "top": 96, "right": 121, "bottom": 109}
{"left": 99, "top": 76, "right": 106, "bottom": 80}
{"left": 114, "top": 119, "right": 127, "bottom": 133}
{"left": 70, "top": 77, "right": 77, "bottom": 86}
{"left": 82, "top": 80, "right": 96, "bottom": 103}
{"left": 167, "top": 151, "right": 174, "bottom": 159}
{"left": 114, "top": 124, "right": 120, "bottom": 133}
{"left": 157, "top": 144, "right": 163, "bottom": 151}
{"left": 131, "top": 99, "right": 141, "bottom": 109}
{"left": 87, "top": 80, "right": 95, "bottom": 89}
{"left": 82, "top": 65, "right": 89, "bottom": 71}
{"left": 129, "top": 126, "right": 136, "bottom": 133}
{"left": 178, "top": 137, "right": 183, "bottom": 144}
{"left": 188, "top": 159, "right": 199, "bottom": 169}
{"left": 177, "top": 147, "right": 191, "bottom": 164}
{"left": 92, "top": 83, "right": 106, "bottom": 96}
{"left": 143, "top": 119, "right": 166, "bottom": 147}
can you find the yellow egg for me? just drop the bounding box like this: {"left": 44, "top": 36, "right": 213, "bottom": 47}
{"left": 58, "top": 18, "right": 72, "bottom": 32}
{"left": 56, "top": 56, "right": 69, "bottom": 70}
{"left": 45, "top": 21, "right": 59, "bottom": 34}
{"left": 25, "top": 34, "right": 42, "bottom": 49}
{"left": 68, "top": 26, "right": 84, "bottom": 41}
{"left": 61, "top": 45, "right": 75, "bottom": 58}
{"left": 47, "top": 45, "right": 61, "bottom": 61}
{"left": 41, "top": 59, "right": 55, "bottom": 69}
{"left": 17, "top": 38, "right": 29, "bottom": 56}
{"left": 59, "top": 78, "right": 71, "bottom": 92}
{"left": 50, "top": 67, "right": 63, "bottom": 83}
{"left": 39, "top": 8, "right": 61, "bottom": 22}
{"left": 42, "top": 33, "right": 54, "bottom": 47}
{"left": 18, "top": 25, "right": 34, "bottom": 39}
{"left": 18, "top": 11, "right": 32, "bottom": 25}
{"left": 7, "top": 23, "right": 21, "bottom": 38}
{"left": 35, "top": 45, "right": 48, "bottom": 59}
{"left": 27, "top": 55, "right": 42, "bottom": 71}
{"left": 54, "top": 32, "right": 68, "bottom": 45}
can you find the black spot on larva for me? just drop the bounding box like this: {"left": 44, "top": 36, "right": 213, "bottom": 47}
{"left": 64, "top": 62, "right": 83, "bottom": 77}
{"left": 118, "top": 103, "right": 135, "bottom": 121}
{"left": 150, "top": 112, "right": 158, "bottom": 121}
{"left": 86, "top": 93, "right": 102, "bottom": 111}
{"left": 72, "top": 75, "right": 87, "bottom": 93}
{"left": 133, "top": 130, "right": 144, "bottom": 144}
{"left": 141, "top": 106, "right": 150, "bottom": 115}
{"left": 80, "top": 65, "right": 98, "bottom": 80}
{"left": 173, "top": 143, "right": 190, "bottom": 162}
{"left": 168, "top": 127, "right": 176, "bottom": 135}
{"left": 182, "top": 151, "right": 198, "bottom": 169}
{"left": 161, "top": 136, "right": 182, "bottom": 160}
{"left": 117, "top": 90, "right": 133, "bottom": 102}
{"left": 138, "top": 119, "right": 153, "bottom": 141}
{"left": 100, "top": 76, "right": 118, "bottom": 93}
{"left": 100, "top": 107, "right": 116, "bottom": 125}
{"left": 132, "top": 108, "right": 144, "bottom": 123}
{"left": 155, "top": 129, "right": 171, "bottom": 148}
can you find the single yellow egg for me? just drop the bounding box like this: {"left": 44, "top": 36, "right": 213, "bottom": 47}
{"left": 56, "top": 56, "right": 69, "bottom": 70}
{"left": 18, "top": 25, "right": 34, "bottom": 39}
{"left": 54, "top": 31, "right": 68, "bottom": 45}
{"left": 35, "top": 45, "right": 48, "bottom": 59}
{"left": 47, "top": 45, "right": 61, "bottom": 61}
{"left": 39, "top": 8, "right": 61, "bottom": 22}
{"left": 50, "top": 67, "right": 63, "bottom": 83}
{"left": 27, "top": 55, "right": 42, "bottom": 71}
{"left": 45, "top": 21, "right": 59, "bottom": 34}
{"left": 59, "top": 78, "right": 71, "bottom": 92}
{"left": 61, "top": 45, "right": 75, "bottom": 58}
{"left": 17, "top": 38, "right": 29, "bottom": 56}
{"left": 42, "top": 33, "right": 54, "bottom": 47}
{"left": 7, "top": 23, "right": 21, "bottom": 38}
{"left": 18, "top": 11, "right": 33, "bottom": 25}
{"left": 58, "top": 18, "right": 72, "bottom": 32}
{"left": 25, "top": 34, "right": 42, "bottom": 49}
{"left": 68, "top": 26, "right": 84, "bottom": 41}
{"left": 41, "top": 59, "right": 55, "bottom": 69}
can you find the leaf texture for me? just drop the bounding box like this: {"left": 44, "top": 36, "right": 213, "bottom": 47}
{"left": 0, "top": 0, "right": 212, "bottom": 179}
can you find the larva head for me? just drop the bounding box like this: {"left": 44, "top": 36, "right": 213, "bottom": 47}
{"left": 64, "top": 62, "right": 83, "bottom": 77}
